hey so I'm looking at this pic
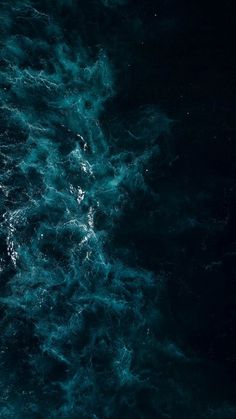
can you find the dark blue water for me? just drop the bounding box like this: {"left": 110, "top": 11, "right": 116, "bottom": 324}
{"left": 0, "top": 1, "right": 235, "bottom": 418}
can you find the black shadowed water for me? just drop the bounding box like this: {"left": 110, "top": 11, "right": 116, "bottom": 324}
{"left": 0, "top": 1, "right": 235, "bottom": 418}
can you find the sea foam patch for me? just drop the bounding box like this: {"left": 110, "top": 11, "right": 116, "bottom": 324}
{"left": 0, "top": 1, "right": 234, "bottom": 418}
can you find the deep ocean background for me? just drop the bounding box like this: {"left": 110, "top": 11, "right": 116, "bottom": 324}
{"left": 0, "top": 0, "right": 235, "bottom": 418}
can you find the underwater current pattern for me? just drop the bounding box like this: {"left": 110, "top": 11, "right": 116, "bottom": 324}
{"left": 0, "top": 1, "right": 235, "bottom": 418}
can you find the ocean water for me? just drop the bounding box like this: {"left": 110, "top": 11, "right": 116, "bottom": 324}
{"left": 0, "top": 1, "right": 235, "bottom": 418}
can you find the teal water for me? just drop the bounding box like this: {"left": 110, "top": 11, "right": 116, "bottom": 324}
{"left": 0, "top": 1, "right": 235, "bottom": 418}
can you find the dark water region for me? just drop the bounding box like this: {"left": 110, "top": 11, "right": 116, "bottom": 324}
{"left": 0, "top": 0, "right": 235, "bottom": 418}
